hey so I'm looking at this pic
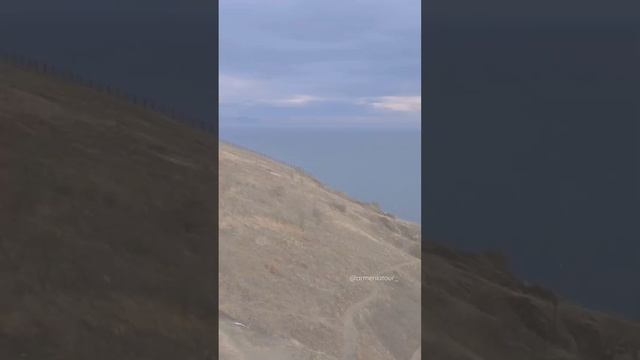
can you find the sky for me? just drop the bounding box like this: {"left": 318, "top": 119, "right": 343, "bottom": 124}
{"left": 0, "top": 1, "right": 216, "bottom": 126}
{"left": 219, "top": 0, "right": 421, "bottom": 129}
{"left": 0, "top": 0, "right": 215, "bottom": 19}
{"left": 426, "top": 0, "right": 639, "bottom": 23}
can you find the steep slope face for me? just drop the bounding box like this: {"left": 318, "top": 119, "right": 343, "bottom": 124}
{"left": 219, "top": 140, "right": 640, "bottom": 360}
{"left": 0, "top": 63, "right": 216, "bottom": 359}
{"left": 219, "top": 143, "right": 422, "bottom": 360}
{"left": 423, "top": 242, "right": 640, "bottom": 360}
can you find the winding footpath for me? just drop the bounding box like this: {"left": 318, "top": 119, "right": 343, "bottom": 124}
{"left": 341, "top": 259, "right": 420, "bottom": 360}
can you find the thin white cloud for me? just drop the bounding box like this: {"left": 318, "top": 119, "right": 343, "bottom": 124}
{"left": 219, "top": 74, "right": 259, "bottom": 104}
{"left": 264, "top": 95, "right": 324, "bottom": 107}
{"left": 368, "top": 96, "right": 421, "bottom": 113}
{"left": 220, "top": 0, "right": 420, "bottom": 128}
{"left": 220, "top": 74, "right": 327, "bottom": 108}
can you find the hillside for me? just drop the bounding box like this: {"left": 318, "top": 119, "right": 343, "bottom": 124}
{"left": 3, "top": 60, "right": 640, "bottom": 360}
{"left": 423, "top": 242, "right": 640, "bottom": 360}
{"left": 220, "top": 142, "right": 640, "bottom": 359}
{"left": 219, "top": 143, "right": 422, "bottom": 360}
{"left": 0, "top": 62, "right": 216, "bottom": 359}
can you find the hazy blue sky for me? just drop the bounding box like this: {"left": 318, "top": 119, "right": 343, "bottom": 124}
{"left": 220, "top": 0, "right": 420, "bottom": 129}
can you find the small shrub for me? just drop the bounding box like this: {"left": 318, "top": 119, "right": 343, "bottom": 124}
{"left": 271, "top": 186, "right": 285, "bottom": 197}
{"left": 265, "top": 263, "right": 280, "bottom": 276}
{"left": 312, "top": 207, "right": 323, "bottom": 223}
{"left": 330, "top": 202, "right": 347, "bottom": 213}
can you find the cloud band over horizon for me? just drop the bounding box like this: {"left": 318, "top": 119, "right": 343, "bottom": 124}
{"left": 220, "top": 0, "right": 420, "bottom": 129}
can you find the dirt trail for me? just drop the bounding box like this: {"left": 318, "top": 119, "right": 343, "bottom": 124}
{"left": 341, "top": 260, "right": 419, "bottom": 360}
{"left": 219, "top": 317, "right": 302, "bottom": 360}
{"left": 220, "top": 143, "right": 421, "bottom": 360}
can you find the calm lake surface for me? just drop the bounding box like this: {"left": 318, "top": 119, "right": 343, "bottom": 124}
{"left": 220, "top": 127, "right": 422, "bottom": 223}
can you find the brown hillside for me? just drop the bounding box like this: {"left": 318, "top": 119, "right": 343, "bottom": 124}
{"left": 4, "top": 60, "right": 640, "bottom": 360}
{"left": 219, "top": 143, "right": 421, "bottom": 360}
{"left": 220, "top": 136, "right": 640, "bottom": 359}
{"left": 0, "top": 62, "right": 216, "bottom": 359}
{"left": 423, "top": 242, "right": 640, "bottom": 360}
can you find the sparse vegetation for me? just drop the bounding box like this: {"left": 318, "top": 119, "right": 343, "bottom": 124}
{"left": 265, "top": 263, "right": 281, "bottom": 276}
{"left": 423, "top": 241, "right": 640, "bottom": 359}
{"left": 0, "top": 52, "right": 213, "bottom": 133}
{"left": 0, "top": 62, "right": 216, "bottom": 359}
{"left": 311, "top": 206, "right": 323, "bottom": 223}
{"left": 330, "top": 201, "right": 347, "bottom": 213}
{"left": 481, "top": 250, "right": 511, "bottom": 272}
{"left": 271, "top": 185, "right": 286, "bottom": 197}
{"left": 219, "top": 143, "right": 421, "bottom": 359}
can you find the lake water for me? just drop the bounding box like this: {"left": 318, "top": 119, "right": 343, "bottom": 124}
{"left": 220, "top": 127, "right": 422, "bottom": 223}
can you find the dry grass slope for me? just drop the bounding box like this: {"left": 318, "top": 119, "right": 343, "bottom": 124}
{"left": 4, "top": 59, "right": 638, "bottom": 360}
{"left": 219, "top": 143, "right": 421, "bottom": 360}
{"left": 219, "top": 135, "right": 640, "bottom": 360}
{"left": 0, "top": 63, "right": 217, "bottom": 359}
{"left": 422, "top": 242, "right": 640, "bottom": 360}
